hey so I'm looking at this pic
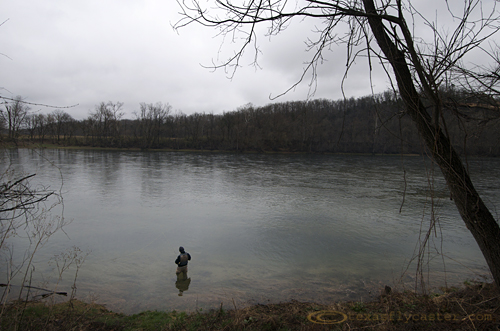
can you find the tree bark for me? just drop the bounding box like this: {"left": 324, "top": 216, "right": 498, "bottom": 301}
{"left": 363, "top": 0, "right": 500, "bottom": 286}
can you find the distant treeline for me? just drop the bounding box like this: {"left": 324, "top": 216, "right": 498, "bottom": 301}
{"left": 2, "top": 90, "right": 500, "bottom": 155}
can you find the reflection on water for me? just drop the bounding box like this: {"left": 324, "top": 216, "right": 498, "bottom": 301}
{"left": 1, "top": 149, "right": 498, "bottom": 314}
{"left": 176, "top": 272, "right": 191, "bottom": 296}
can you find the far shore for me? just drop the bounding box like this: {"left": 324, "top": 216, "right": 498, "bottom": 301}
{"left": 4, "top": 141, "right": 424, "bottom": 157}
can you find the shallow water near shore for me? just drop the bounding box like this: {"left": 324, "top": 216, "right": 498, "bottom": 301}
{"left": 1, "top": 149, "right": 497, "bottom": 314}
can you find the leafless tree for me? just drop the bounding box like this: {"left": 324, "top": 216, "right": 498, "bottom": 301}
{"left": 34, "top": 114, "right": 49, "bottom": 144}
{"left": 134, "top": 102, "right": 172, "bottom": 149}
{"left": 0, "top": 96, "right": 30, "bottom": 141}
{"left": 48, "top": 109, "right": 75, "bottom": 143}
{"left": 175, "top": 0, "right": 500, "bottom": 286}
{"left": 88, "top": 101, "right": 124, "bottom": 146}
{"left": 0, "top": 167, "right": 67, "bottom": 307}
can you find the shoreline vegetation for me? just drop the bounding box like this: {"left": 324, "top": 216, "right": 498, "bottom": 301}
{"left": 1, "top": 281, "right": 498, "bottom": 330}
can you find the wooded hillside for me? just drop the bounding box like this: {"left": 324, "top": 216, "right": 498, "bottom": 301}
{"left": 3, "top": 90, "right": 499, "bottom": 155}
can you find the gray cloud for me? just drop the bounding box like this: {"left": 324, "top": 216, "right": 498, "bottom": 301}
{"left": 1, "top": 0, "right": 498, "bottom": 119}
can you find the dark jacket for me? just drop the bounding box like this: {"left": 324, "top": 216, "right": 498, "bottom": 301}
{"left": 175, "top": 252, "right": 191, "bottom": 267}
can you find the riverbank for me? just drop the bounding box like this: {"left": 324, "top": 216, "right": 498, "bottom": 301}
{"left": 3, "top": 141, "right": 424, "bottom": 157}
{"left": 1, "top": 282, "right": 498, "bottom": 330}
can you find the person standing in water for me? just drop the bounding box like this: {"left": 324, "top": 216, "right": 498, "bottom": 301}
{"left": 175, "top": 246, "right": 191, "bottom": 275}
{"left": 175, "top": 246, "right": 191, "bottom": 296}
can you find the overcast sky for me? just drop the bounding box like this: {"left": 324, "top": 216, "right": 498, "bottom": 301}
{"left": 1, "top": 0, "right": 498, "bottom": 119}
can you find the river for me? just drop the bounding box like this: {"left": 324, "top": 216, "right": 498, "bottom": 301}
{"left": 1, "top": 149, "right": 497, "bottom": 314}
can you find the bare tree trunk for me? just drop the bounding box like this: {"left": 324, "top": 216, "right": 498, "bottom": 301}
{"left": 363, "top": 0, "right": 500, "bottom": 285}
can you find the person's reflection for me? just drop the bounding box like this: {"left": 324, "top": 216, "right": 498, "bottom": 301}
{"left": 175, "top": 271, "right": 191, "bottom": 296}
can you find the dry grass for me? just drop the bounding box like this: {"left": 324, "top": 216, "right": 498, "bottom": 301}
{"left": 1, "top": 282, "right": 498, "bottom": 330}
{"left": 216, "top": 282, "right": 499, "bottom": 330}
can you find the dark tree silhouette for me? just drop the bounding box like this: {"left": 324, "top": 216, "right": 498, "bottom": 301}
{"left": 0, "top": 96, "right": 29, "bottom": 141}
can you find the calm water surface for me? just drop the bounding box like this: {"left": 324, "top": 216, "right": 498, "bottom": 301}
{"left": 1, "top": 149, "right": 498, "bottom": 314}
